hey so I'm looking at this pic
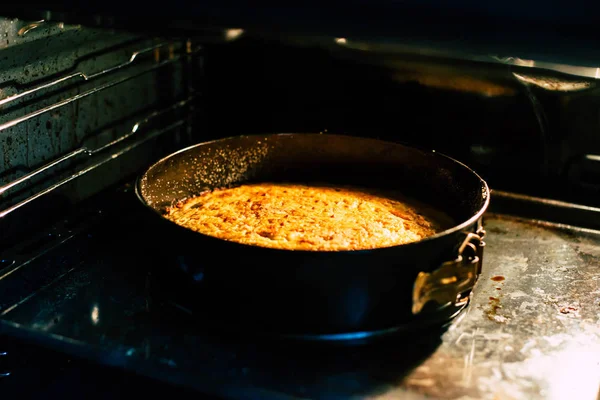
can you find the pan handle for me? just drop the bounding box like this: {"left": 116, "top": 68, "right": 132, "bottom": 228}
{"left": 412, "top": 226, "right": 486, "bottom": 315}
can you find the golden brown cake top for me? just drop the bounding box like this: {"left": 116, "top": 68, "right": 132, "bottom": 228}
{"left": 164, "top": 183, "right": 451, "bottom": 251}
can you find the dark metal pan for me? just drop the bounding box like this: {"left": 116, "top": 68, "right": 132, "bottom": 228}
{"left": 136, "top": 133, "right": 489, "bottom": 340}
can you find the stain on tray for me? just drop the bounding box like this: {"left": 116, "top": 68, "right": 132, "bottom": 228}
{"left": 486, "top": 274, "right": 508, "bottom": 323}
{"left": 559, "top": 306, "right": 578, "bottom": 314}
{"left": 486, "top": 296, "right": 509, "bottom": 323}
{"left": 556, "top": 302, "right": 581, "bottom": 317}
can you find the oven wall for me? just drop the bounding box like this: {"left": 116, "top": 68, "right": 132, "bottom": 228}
{"left": 200, "top": 36, "right": 600, "bottom": 207}
{"left": 0, "top": 17, "right": 200, "bottom": 245}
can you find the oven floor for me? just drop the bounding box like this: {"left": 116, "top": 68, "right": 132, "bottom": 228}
{"left": 1, "top": 184, "right": 599, "bottom": 400}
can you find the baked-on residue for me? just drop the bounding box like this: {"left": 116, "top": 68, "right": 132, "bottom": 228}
{"left": 164, "top": 183, "right": 448, "bottom": 251}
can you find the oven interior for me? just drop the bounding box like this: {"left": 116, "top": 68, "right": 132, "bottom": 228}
{"left": 1, "top": 13, "right": 600, "bottom": 400}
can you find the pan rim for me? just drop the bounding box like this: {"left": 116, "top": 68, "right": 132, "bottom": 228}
{"left": 135, "top": 132, "right": 490, "bottom": 253}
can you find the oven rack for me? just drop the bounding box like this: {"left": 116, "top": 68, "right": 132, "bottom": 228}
{"left": 0, "top": 95, "right": 196, "bottom": 219}
{"left": 0, "top": 39, "right": 200, "bottom": 219}
{"left": 0, "top": 40, "right": 199, "bottom": 130}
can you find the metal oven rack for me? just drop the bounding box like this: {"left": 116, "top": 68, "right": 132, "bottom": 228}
{"left": 0, "top": 18, "right": 202, "bottom": 244}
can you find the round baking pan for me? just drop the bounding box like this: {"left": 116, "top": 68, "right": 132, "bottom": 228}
{"left": 136, "top": 133, "right": 489, "bottom": 338}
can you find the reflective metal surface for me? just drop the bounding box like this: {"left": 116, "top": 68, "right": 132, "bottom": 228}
{"left": 1, "top": 184, "right": 599, "bottom": 399}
